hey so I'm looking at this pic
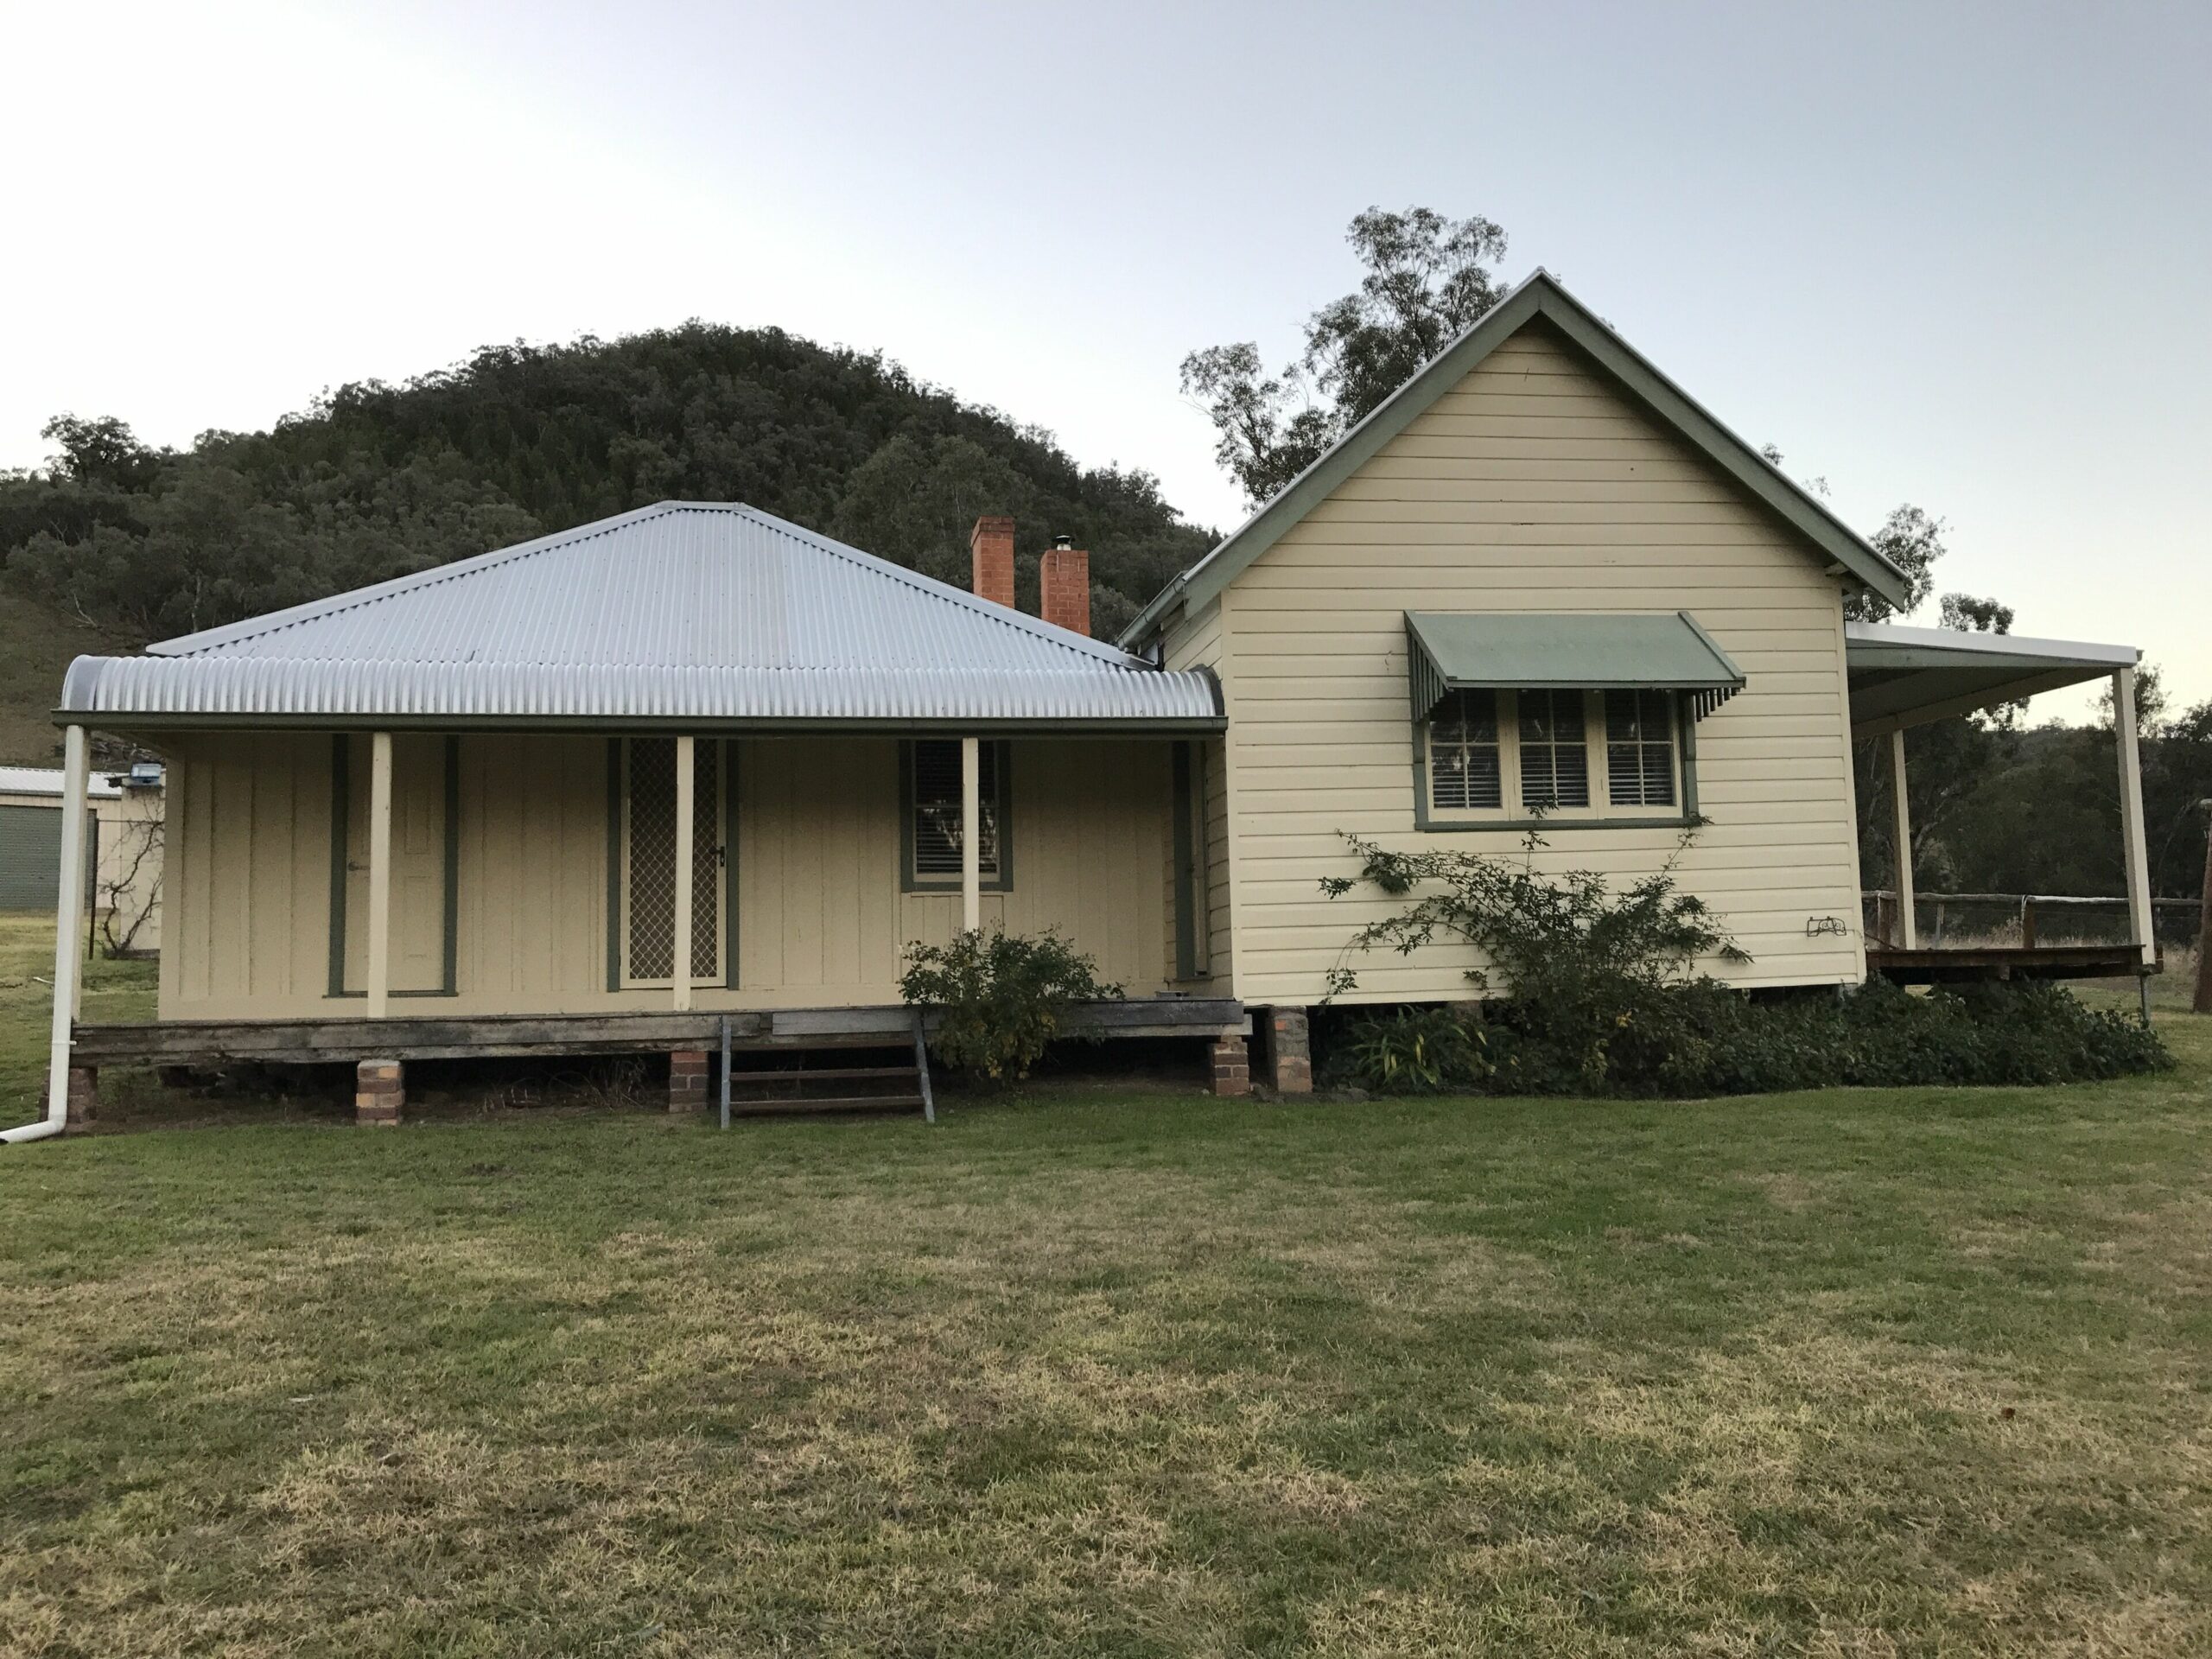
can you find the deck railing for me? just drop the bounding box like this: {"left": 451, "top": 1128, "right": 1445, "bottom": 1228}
{"left": 1860, "top": 890, "right": 2201, "bottom": 950}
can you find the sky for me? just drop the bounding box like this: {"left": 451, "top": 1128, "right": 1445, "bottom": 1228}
{"left": 4, "top": 0, "right": 2206, "bottom": 719}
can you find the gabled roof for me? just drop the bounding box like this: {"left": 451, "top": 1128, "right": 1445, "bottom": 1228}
{"left": 1122, "top": 270, "right": 1913, "bottom": 647}
{"left": 61, "top": 503, "right": 1220, "bottom": 731}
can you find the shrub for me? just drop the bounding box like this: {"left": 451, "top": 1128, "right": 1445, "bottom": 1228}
{"left": 1320, "top": 832, "right": 2170, "bottom": 1096}
{"left": 1322, "top": 830, "right": 1748, "bottom": 1094}
{"left": 1338, "top": 1005, "right": 1487, "bottom": 1094}
{"left": 899, "top": 928, "right": 1122, "bottom": 1086}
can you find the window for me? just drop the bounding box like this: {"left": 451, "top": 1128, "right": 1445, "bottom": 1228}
{"left": 1517, "top": 690, "right": 1590, "bottom": 810}
{"left": 1419, "top": 689, "right": 1689, "bottom": 826}
{"left": 1427, "top": 689, "right": 1503, "bottom": 811}
{"left": 905, "top": 740, "right": 1010, "bottom": 888}
{"left": 1605, "top": 691, "right": 1677, "bottom": 808}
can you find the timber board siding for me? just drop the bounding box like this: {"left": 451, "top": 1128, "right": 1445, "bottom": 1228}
{"left": 1211, "top": 320, "right": 1866, "bottom": 1004}
{"left": 156, "top": 732, "right": 1176, "bottom": 1020}
{"left": 1160, "top": 597, "right": 1236, "bottom": 996}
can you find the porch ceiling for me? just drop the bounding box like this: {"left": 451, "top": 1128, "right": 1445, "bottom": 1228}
{"left": 1845, "top": 622, "right": 2138, "bottom": 737}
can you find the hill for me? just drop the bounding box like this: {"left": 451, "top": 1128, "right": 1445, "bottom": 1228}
{"left": 0, "top": 324, "right": 1217, "bottom": 760}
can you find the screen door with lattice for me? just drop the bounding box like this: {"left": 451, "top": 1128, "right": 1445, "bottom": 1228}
{"left": 620, "top": 738, "right": 725, "bottom": 986}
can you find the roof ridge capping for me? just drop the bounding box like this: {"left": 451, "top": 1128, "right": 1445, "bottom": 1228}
{"left": 1117, "top": 269, "right": 1914, "bottom": 647}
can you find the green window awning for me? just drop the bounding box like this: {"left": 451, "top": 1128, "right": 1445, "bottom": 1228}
{"left": 1405, "top": 612, "right": 1745, "bottom": 721}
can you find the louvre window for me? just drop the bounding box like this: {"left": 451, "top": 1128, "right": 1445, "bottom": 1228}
{"left": 1428, "top": 689, "right": 1503, "bottom": 811}
{"left": 908, "top": 740, "right": 1005, "bottom": 883}
{"left": 1605, "top": 691, "right": 1678, "bottom": 808}
{"left": 1517, "top": 690, "right": 1591, "bottom": 810}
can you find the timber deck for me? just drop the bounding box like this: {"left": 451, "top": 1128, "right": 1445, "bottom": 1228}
{"left": 1864, "top": 944, "right": 2158, "bottom": 985}
{"left": 68, "top": 999, "right": 1249, "bottom": 1068}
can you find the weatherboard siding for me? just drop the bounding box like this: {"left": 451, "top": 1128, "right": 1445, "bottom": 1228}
{"left": 156, "top": 733, "right": 1175, "bottom": 1020}
{"left": 1213, "top": 322, "right": 1866, "bottom": 1004}
{"left": 1161, "top": 597, "right": 1236, "bottom": 996}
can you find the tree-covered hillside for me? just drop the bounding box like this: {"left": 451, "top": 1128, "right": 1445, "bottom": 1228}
{"left": 0, "top": 324, "right": 1212, "bottom": 668}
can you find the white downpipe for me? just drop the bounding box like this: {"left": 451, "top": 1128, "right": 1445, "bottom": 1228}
{"left": 6, "top": 724, "right": 89, "bottom": 1145}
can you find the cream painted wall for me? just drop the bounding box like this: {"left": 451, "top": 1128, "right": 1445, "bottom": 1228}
{"left": 1167, "top": 319, "right": 1866, "bottom": 1007}
{"left": 156, "top": 731, "right": 1177, "bottom": 1020}
{"left": 1160, "top": 601, "right": 1236, "bottom": 998}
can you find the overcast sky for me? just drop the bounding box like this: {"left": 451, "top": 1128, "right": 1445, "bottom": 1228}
{"left": 5, "top": 0, "right": 2206, "bottom": 717}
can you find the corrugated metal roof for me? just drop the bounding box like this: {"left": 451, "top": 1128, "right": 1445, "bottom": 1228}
{"left": 1846, "top": 621, "right": 2138, "bottom": 737}
{"left": 0, "top": 766, "right": 123, "bottom": 798}
{"left": 1407, "top": 611, "right": 1746, "bottom": 725}
{"left": 60, "top": 504, "right": 1222, "bottom": 729}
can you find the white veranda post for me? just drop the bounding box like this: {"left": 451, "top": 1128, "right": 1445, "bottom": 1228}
{"left": 960, "top": 736, "right": 981, "bottom": 933}
{"left": 1889, "top": 728, "right": 1916, "bottom": 949}
{"left": 2113, "top": 668, "right": 2155, "bottom": 969}
{"left": 366, "top": 731, "right": 394, "bottom": 1020}
{"left": 673, "top": 734, "right": 695, "bottom": 1011}
{"left": 43, "top": 723, "right": 91, "bottom": 1129}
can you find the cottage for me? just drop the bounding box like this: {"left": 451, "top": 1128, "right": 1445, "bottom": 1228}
{"left": 16, "top": 272, "right": 2156, "bottom": 1137}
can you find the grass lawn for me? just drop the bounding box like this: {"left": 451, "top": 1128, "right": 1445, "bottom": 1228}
{"left": 1, "top": 916, "right": 2209, "bottom": 1655}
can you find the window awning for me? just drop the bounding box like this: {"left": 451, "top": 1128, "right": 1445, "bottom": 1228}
{"left": 1405, "top": 612, "right": 1746, "bottom": 721}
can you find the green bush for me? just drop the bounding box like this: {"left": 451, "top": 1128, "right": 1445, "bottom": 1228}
{"left": 1330, "top": 980, "right": 2168, "bottom": 1098}
{"left": 899, "top": 928, "right": 1122, "bottom": 1086}
{"left": 1320, "top": 832, "right": 2170, "bottom": 1097}
{"left": 1339, "top": 1005, "right": 1488, "bottom": 1093}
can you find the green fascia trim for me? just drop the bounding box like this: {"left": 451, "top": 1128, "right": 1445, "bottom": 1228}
{"left": 1118, "top": 270, "right": 1910, "bottom": 649}
{"left": 1405, "top": 610, "right": 1744, "bottom": 720}
{"left": 1408, "top": 689, "right": 1702, "bottom": 833}
{"left": 898, "top": 740, "right": 1014, "bottom": 895}
{"left": 58, "top": 710, "right": 1226, "bottom": 737}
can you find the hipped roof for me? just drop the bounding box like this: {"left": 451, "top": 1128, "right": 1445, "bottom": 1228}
{"left": 59, "top": 503, "right": 1222, "bottom": 733}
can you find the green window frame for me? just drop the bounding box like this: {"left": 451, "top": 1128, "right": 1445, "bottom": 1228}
{"left": 899, "top": 739, "right": 1014, "bottom": 893}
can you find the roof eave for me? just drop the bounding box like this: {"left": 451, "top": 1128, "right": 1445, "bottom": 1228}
{"left": 54, "top": 708, "right": 1228, "bottom": 737}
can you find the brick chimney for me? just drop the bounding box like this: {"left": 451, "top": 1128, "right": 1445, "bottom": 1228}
{"left": 969, "top": 515, "right": 1015, "bottom": 607}
{"left": 1040, "top": 533, "right": 1090, "bottom": 636}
